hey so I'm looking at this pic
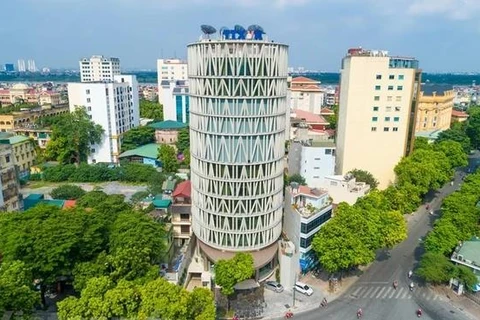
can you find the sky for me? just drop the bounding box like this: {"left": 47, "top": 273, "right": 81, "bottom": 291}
{"left": 1, "top": 0, "right": 479, "bottom": 72}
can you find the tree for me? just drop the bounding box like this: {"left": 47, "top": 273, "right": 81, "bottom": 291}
{"left": 416, "top": 252, "right": 454, "bottom": 284}
{"left": 188, "top": 287, "right": 216, "bottom": 320}
{"left": 176, "top": 127, "right": 190, "bottom": 154}
{"left": 436, "top": 125, "right": 471, "bottom": 153}
{"left": 121, "top": 126, "right": 155, "bottom": 152}
{"left": 45, "top": 108, "right": 104, "bottom": 164}
{"left": 158, "top": 144, "right": 179, "bottom": 173}
{"left": 183, "top": 148, "right": 191, "bottom": 167}
{"left": 76, "top": 190, "right": 109, "bottom": 208}
{"left": 466, "top": 111, "right": 480, "bottom": 149}
{"left": 326, "top": 105, "right": 338, "bottom": 129}
{"left": 215, "top": 253, "right": 255, "bottom": 297}
{"left": 453, "top": 265, "right": 478, "bottom": 292}
{"left": 0, "top": 260, "right": 39, "bottom": 314}
{"left": 383, "top": 183, "right": 422, "bottom": 214}
{"left": 286, "top": 173, "right": 306, "bottom": 186}
{"left": 413, "top": 137, "right": 432, "bottom": 151}
{"left": 50, "top": 184, "right": 86, "bottom": 200}
{"left": 347, "top": 169, "right": 379, "bottom": 189}
{"left": 140, "top": 99, "right": 163, "bottom": 120}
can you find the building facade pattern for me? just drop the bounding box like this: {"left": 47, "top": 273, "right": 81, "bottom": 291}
{"left": 189, "top": 40, "right": 288, "bottom": 251}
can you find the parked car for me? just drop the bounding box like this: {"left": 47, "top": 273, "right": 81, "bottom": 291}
{"left": 294, "top": 282, "right": 313, "bottom": 296}
{"left": 264, "top": 281, "right": 284, "bottom": 293}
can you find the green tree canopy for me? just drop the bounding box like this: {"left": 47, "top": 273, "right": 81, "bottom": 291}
{"left": 416, "top": 252, "right": 455, "bottom": 284}
{"left": 326, "top": 105, "right": 338, "bottom": 129}
{"left": 466, "top": 111, "right": 480, "bottom": 149}
{"left": 76, "top": 190, "right": 109, "bottom": 208}
{"left": 140, "top": 99, "right": 163, "bottom": 120}
{"left": 0, "top": 260, "right": 39, "bottom": 314}
{"left": 347, "top": 169, "right": 379, "bottom": 189}
{"left": 45, "top": 108, "right": 104, "bottom": 164}
{"left": 436, "top": 123, "right": 471, "bottom": 152}
{"left": 121, "top": 126, "right": 155, "bottom": 152}
{"left": 433, "top": 140, "right": 468, "bottom": 168}
{"left": 50, "top": 184, "right": 86, "bottom": 200}
{"left": 158, "top": 144, "right": 179, "bottom": 173}
{"left": 215, "top": 253, "right": 255, "bottom": 296}
{"left": 286, "top": 173, "right": 307, "bottom": 186}
{"left": 176, "top": 127, "right": 190, "bottom": 154}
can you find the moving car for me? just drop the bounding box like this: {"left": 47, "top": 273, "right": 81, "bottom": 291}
{"left": 264, "top": 281, "right": 284, "bottom": 293}
{"left": 294, "top": 282, "right": 313, "bottom": 296}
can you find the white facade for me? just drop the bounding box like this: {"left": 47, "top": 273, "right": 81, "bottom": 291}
{"left": 188, "top": 38, "right": 288, "bottom": 253}
{"left": 160, "top": 80, "right": 190, "bottom": 123}
{"left": 157, "top": 59, "right": 188, "bottom": 104}
{"left": 322, "top": 174, "right": 370, "bottom": 205}
{"left": 335, "top": 48, "right": 420, "bottom": 189}
{"left": 289, "top": 77, "right": 325, "bottom": 114}
{"left": 79, "top": 55, "right": 121, "bottom": 82}
{"left": 67, "top": 75, "right": 140, "bottom": 163}
{"left": 300, "top": 142, "right": 336, "bottom": 188}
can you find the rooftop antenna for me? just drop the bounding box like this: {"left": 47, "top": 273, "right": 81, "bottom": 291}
{"left": 200, "top": 25, "right": 217, "bottom": 39}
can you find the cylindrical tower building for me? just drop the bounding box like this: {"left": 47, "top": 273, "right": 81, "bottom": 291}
{"left": 188, "top": 28, "right": 288, "bottom": 273}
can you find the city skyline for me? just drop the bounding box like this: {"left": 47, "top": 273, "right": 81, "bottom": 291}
{"left": 2, "top": 0, "right": 480, "bottom": 72}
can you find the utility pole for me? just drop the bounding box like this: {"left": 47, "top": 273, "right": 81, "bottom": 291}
{"left": 292, "top": 273, "right": 297, "bottom": 307}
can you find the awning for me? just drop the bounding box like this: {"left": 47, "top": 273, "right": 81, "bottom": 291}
{"left": 234, "top": 279, "right": 260, "bottom": 290}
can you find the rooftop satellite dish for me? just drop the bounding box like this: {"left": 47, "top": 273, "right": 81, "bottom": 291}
{"left": 201, "top": 25, "right": 217, "bottom": 35}
{"left": 247, "top": 24, "right": 265, "bottom": 33}
{"left": 234, "top": 25, "right": 246, "bottom": 33}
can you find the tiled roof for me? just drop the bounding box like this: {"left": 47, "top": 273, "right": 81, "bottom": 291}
{"left": 291, "top": 76, "right": 318, "bottom": 83}
{"left": 119, "top": 143, "right": 160, "bottom": 160}
{"left": 452, "top": 110, "right": 468, "bottom": 118}
{"left": 320, "top": 107, "right": 335, "bottom": 115}
{"left": 293, "top": 109, "right": 329, "bottom": 124}
{"left": 63, "top": 200, "right": 77, "bottom": 208}
{"left": 173, "top": 180, "right": 191, "bottom": 198}
{"left": 149, "top": 120, "right": 187, "bottom": 130}
{"left": 292, "top": 185, "right": 327, "bottom": 198}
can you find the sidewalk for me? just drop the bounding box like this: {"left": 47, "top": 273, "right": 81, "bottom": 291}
{"left": 430, "top": 285, "right": 480, "bottom": 320}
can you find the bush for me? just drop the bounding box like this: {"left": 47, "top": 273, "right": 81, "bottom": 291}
{"left": 51, "top": 185, "right": 86, "bottom": 200}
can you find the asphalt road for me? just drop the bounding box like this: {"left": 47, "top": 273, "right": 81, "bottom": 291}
{"left": 294, "top": 152, "right": 480, "bottom": 320}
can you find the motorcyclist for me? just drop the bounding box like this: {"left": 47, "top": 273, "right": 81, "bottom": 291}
{"left": 393, "top": 280, "right": 398, "bottom": 289}
{"left": 357, "top": 308, "right": 363, "bottom": 318}
{"left": 408, "top": 270, "right": 413, "bottom": 278}
{"left": 410, "top": 282, "right": 415, "bottom": 291}
{"left": 417, "top": 308, "right": 422, "bottom": 317}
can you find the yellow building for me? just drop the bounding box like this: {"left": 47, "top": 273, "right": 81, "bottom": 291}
{"left": 0, "top": 104, "right": 69, "bottom": 132}
{"left": 415, "top": 88, "right": 454, "bottom": 132}
{"left": 39, "top": 91, "right": 61, "bottom": 106}
{"left": 336, "top": 48, "right": 421, "bottom": 189}
{"left": 0, "top": 144, "right": 21, "bottom": 211}
{"left": 0, "top": 133, "right": 36, "bottom": 179}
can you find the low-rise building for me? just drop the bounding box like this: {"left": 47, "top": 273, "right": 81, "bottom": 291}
{"left": 0, "top": 83, "right": 38, "bottom": 106}
{"left": 0, "top": 144, "right": 21, "bottom": 211}
{"left": 291, "top": 109, "right": 329, "bottom": 131}
{"left": 171, "top": 180, "right": 192, "bottom": 247}
{"left": 282, "top": 184, "right": 333, "bottom": 288}
{"left": 450, "top": 237, "right": 480, "bottom": 294}
{"left": 118, "top": 143, "right": 161, "bottom": 168}
{"left": 0, "top": 133, "right": 36, "bottom": 179}
{"left": 289, "top": 76, "right": 325, "bottom": 114}
{"left": 323, "top": 174, "right": 370, "bottom": 205}
{"left": 451, "top": 110, "right": 469, "bottom": 123}
{"left": 13, "top": 128, "right": 51, "bottom": 148}
{"left": 39, "top": 90, "right": 61, "bottom": 106}
{"left": 0, "top": 104, "right": 69, "bottom": 132}
{"left": 149, "top": 120, "right": 187, "bottom": 145}
{"left": 415, "top": 86, "right": 454, "bottom": 133}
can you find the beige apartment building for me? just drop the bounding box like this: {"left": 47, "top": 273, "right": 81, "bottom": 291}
{"left": 336, "top": 48, "right": 421, "bottom": 189}
{"left": 415, "top": 88, "right": 454, "bottom": 133}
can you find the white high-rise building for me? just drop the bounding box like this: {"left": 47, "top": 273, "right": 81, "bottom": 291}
{"left": 79, "top": 55, "right": 121, "bottom": 82}
{"left": 17, "top": 59, "right": 26, "bottom": 72}
{"left": 188, "top": 26, "right": 288, "bottom": 279}
{"left": 67, "top": 75, "right": 140, "bottom": 163}
{"left": 160, "top": 80, "right": 189, "bottom": 123}
{"left": 336, "top": 48, "right": 421, "bottom": 189}
{"left": 27, "top": 59, "right": 37, "bottom": 72}
{"left": 157, "top": 59, "right": 187, "bottom": 104}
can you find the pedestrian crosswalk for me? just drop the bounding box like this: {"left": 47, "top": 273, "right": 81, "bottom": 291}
{"left": 349, "top": 285, "right": 440, "bottom": 301}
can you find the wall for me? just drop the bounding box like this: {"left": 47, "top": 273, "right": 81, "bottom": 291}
{"left": 290, "top": 90, "right": 324, "bottom": 114}
{"left": 415, "top": 90, "right": 454, "bottom": 133}
{"left": 300, "top": 145, "right": 336, "bottom": 188}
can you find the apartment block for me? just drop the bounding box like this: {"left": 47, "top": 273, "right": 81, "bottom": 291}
{"left": 170, "top": 180, "right": 192, "bottom": 247}
{"left": 0, "top": 133, "right": 36, "bottom": 179}
{"left": 157, "top": 59, "right": 187, "bottom": 104}
{"left": 160, "top": 80, "right": 190, "bottom": 123}
{"left": 67, "top": 75, "right": 140, "bottom": 163}
{"left": 0, "top": 144, "right": 21, "bottom": 211}
{"left": 415, "top": 86, "right": 454, "bottom": 133}
{"left": 335, "top": 48, "right": 421, "bottom": 189}
{"left": 289, "top": 76, "right": 325, "bottom": 114}
{"left": 79, "top": 55, "right": 121, "bottom": 82}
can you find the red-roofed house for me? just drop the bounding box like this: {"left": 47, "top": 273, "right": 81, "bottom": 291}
{"left": 451, "top": 109, "right": 469, "bottom": 123}
{"left": 171, "top": 180, "right": 192, "bottom": 245}
{"left": 320, "top": 107, "right": 334, "bottom": 116}
{"left": 292, "top": 109, "right": 329, "bottom": 131}
{"left": 63, "top": 200, "right": 77, "bottom": 209}
{"left": 289, "top": 76, "right": 324, "bottom": 114}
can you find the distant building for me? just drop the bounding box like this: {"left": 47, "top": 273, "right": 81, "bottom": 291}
{"left": 157, "top": 59, "right": 188, "bottom": 104}
{"left": 451, "top": 109, "right": 469, "bottom": 123}
{"left": 289, "top": 76, "right": 325, "bottom": 114}
{"left": 335, "top": 48, "right": 421, "bottom": 189}
{"left": 291, "top": 109, "right": 329, "bottom": 131}
{"left": 68, "top": 75, "right": 140, "bottom": 163}
{"left": 149, "top": 120, "right": 187, "bottom": 145}
{"left": 13, "top": 128, "right": 51, "bottom": 149}
{"left": 4, "top": 64, "right": 14, "bottom": 72}
{"left": 0, "top": 104, "right": 69, "bottom": 132}
{"left": 39, "top": 90, "right": 61, "bottom": 106}
{"left": 415, "top": 86, "right": 454, "bottom": 133}
{"left": 79, "top": 55, "right": 121, "bottom": 82}
{"left": 17, "top": 60, "right": 26, "bottom": 72}
{"left": 322, "top": 174, "right": 370, "bottom": 205}
{"left": 118, "top": 143, "right": 161, "bottom": 168}
{"left": 159, "top": 80, "right": 190, "bottom": 123}
{"left": 0, "top": 83, "right": 38, "bottom": 105}
{"left": 0, "top": 133, "right": 36, "bottom": 179}
{"left": 0, "top": 144, "right": 21, "bottom": 211}
{"left": 27, "top": 59, "right": 37, "bottom": 73}
{"left": 288, "top": 140, "right": 336, "bottom": 188}
{"left": 171, "top": 180, "right": 192, "bottom": 246}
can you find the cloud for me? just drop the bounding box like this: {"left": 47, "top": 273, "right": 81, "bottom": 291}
{"left": 407, "top": 0, "right": 480, "bottom": 20}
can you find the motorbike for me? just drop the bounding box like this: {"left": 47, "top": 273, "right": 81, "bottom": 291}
{"left": 285, "top": 311, "right": 294, "bottom": 319}
{"left": 393, "top": 281, "right": 398, "bottom": 290}
{"left": 417, "top": 309, "right": 422, "bottom": 317}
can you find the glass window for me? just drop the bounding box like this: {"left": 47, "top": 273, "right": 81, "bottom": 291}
{"left": 397, "top": 86, "right": 403, "bottom": 90}
{"left": 387, "top": 96, "right": 393, "bottom": 101}
{"left": 325, "top": 149, "right": 332, "bottom": 155}
{"left": 386, "top": 106, "right": 392, "bottom": 112}
{"left": 371, "top": 127, "right": 377, "bottom": 132}
{"left": 384, "top": 127, "right": 389, "bottom": 132}
{"left": 373, "top": 106, "right": 379, "bottom": 111}
{"left": 398, "top": 75, "right": 404, "bottom": 80}
{"left": 385, "top": 117, "right": 390, "bottom": 121}
{"left": 372, "top": 117, "right": 378, "bottom": 122}
{"left": 300, "top": 209, "right": 332, "bottom": 235}
{"left": 393, "top": 127, "right": 399, "bottom": 132}
{"left": 394, "top": 117, "right": 400, "bottom": 122}
{"left": 396, "top": 96, "right": 401, "bottom": 102}
{"left": 374, "top": 96, "right": 380, "bottom": 101}
{"left": 375, "top": 85, "right": 381, "bottom": 90}
{"left": 376, "top": 75, "right": 382, "bottom": 80}
{"left": 389, "top": 75, "right": 395, "bottom": 80}
{"left": 388, "top": 86, "right": 394, "bottom": 90}
{"left": 395, "top": 106, "right": 401, "bottom": 111}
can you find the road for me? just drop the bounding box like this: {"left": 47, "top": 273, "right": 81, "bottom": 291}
{"left": 295, "top": 152, "right": 480, "bottom": 320}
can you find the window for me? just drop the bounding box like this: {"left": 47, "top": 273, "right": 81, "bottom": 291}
{"left": 385, "top": 117, "right": 390, "bottom": 121}
{"left": 371, "top": 127, "right": 377, "bottom": 132}
{"left": 5, "top": 155, "right": 10, "bottom": 163}
{"left": 86, "top": 89, "right": 90, "bottom": 94}
{"left": 373, "top": 106, "right": 379, "bottom": 111}
{"left": 384, "top": 127, "right": 389, "bottom": 132}
{"left": 372, "top": 117, "right": 378, "bottom": 122}
{"left": 180, "top": 225, "right": 190, "bottom": 234}
{"left": 88, "top": 115, "right": 92, "bottom": 119}
{"left": 87, "top": 98, "right": 91, "bottom": 103}
{"left": 374, "top": 96, "right": 380, "bottom": 101}
{"left": 87, "top": 106, "right": 91, "bottom": 111}
{"left": 393, "top": 127, "right": 399, "bottom": 132}
{"left": 375, "top": 85, "right": 381, "bottom": 90}
{"left": 376, "top": 74, "right": 382, "bottom": 80}
{"left": 325, "top": 149, "right": 332, "bottom": 155}
{"left": 396, "top": 96, "right": 402, "bottom": 102}
{"left": 397, "top": 85, "right": 403, "bottom": 90}
{"left": 313, "top": 167, "right": 320, "bottom": 169}
{"left": 395, "top": 106, "right": 401, "bottom": 111}
{"left": 389, "top": 75, "right": 395, "bottom": 80}
{"left": 387, "top": 96, "right": 393, "bottom": 101}
{"left": 91, "top": 148, "right": 96, "bottom": 153}
{"left": 388, "top": 85, "right": 394, "bottom": 90}
{"left": 394, "top": 117, "right": 400, "bottom": 122}
{"left": 386, "top": 106, "right": 392, "bottom": 112}
{"left": 398, "top": 75, "right": 404, "bottom": 80}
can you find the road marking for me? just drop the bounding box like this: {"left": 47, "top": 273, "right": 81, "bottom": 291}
{"left": 351, "top": 287, "right": 362, "bottom": 296}
{"left": 363, "top": 287, "right": 375, "bottom": 297}
{"left": 382, "top": 287, "right": 392, "bottom": 299}
{"left": 401, "top": 290, "right": 408, "bottom": 299}
{"left": 394, "top": 288, "right": 404, "bottom": 299}
{"left": 369, "top": 287, "right": 380, "bottom": 298}
{"left": 388, "top": 287, "right": 397, "bottom": 299}
{"left": 376, "top": 287, "right": 387, "bottom": 298}
{"left": 432, "top": 294, "right": 438, "bottom": 301}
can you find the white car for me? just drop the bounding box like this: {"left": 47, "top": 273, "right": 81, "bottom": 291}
{"left": 294, "top": 282, "right": 313, "bottom": 296}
